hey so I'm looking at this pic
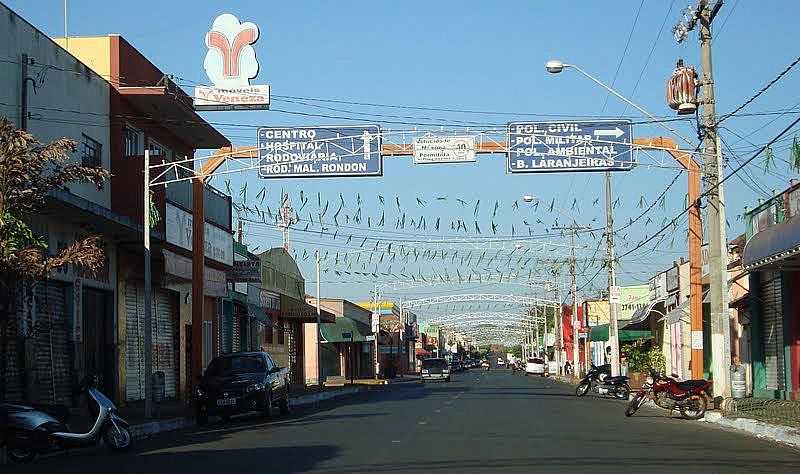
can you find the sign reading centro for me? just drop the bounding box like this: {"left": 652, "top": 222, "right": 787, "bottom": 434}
{"left": 258, "top": 126, "right": 382, "bottom": 178}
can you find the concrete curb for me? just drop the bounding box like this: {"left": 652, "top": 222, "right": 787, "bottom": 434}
{"left": 130, "top": 386, "right": 365, "bottom": 441}
{"left": 701, "top": 411, "right": 800, "bottom": 448}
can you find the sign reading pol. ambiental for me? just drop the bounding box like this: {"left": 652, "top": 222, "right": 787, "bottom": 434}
{"left": 258, "top": 126, "right": 382, "bottom": 178}
{"left": 413, "top": 135, "right": 477, "bottom": 164}
{"left": 507, "top": 120, "right": 634, "bottom": 173}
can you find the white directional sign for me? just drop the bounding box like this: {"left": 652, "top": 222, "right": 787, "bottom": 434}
{"left": 413, "top": 135, "right": 477, "bottom": 164}
{"left": 507, "top": 120, "right": 634, "bottom": 173}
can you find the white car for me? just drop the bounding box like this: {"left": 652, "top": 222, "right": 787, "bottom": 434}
{"left": 525, "top": 358, "right": 549, "bottom": 377}
{"left": 497, "top": 359, "right": 506, "bottom": 367}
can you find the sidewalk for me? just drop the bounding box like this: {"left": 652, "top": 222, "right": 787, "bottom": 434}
{"left": 548, "top": 373, "right": 800, "bottom": 449}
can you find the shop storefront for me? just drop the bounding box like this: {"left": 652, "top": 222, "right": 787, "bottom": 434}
{"left": 742, "top": 181, "right": 800, "bottom": 400}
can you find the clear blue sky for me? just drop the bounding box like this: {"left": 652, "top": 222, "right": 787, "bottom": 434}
{"left": 9, "top": 0, "right": 799, "bottom": 308}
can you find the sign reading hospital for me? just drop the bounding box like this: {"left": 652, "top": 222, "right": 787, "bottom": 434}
{"left": 194, "top": 13, "right": 270, "bottom": 110}
{"left": 507, "top": 120, "right": 634, "bottom": 173}
{"left": 258, "top": 126, "right": 383, "bottom": 178}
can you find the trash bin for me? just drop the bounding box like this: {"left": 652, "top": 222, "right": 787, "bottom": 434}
{"left": 152, "top": 371, "right": 166, "bottom": 403}
{"left": 730, "top": 364, "right": 747, "bottom": 398}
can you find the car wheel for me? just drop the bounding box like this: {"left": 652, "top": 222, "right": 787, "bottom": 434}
{"left": 279, "top": 397, "right": 290, "bottom": 415}
{"left": 263, "top": 391, "right": 275, "bottom": 419}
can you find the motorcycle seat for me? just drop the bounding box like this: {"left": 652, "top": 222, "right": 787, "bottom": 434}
{"left": 676, "top": 380, "right": 708, "bottom": 391}
{"left": 603, "top": 375, "right": 629, "bottom": 383}
{"left": 31, "top": 403, "right": 70, "bottom": 422}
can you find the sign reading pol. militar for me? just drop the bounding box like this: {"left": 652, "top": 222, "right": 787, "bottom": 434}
{"left": 194, "top": 13, "right": 270, "bottom": 111}
{"left": 413, "top": 135, "right": 477, "bottom": 164}
{"left": 258, "top": 126, "right": 382, "bottom": 178}
{"left": 507, "top": 120, "right": 634, "bottom": 173}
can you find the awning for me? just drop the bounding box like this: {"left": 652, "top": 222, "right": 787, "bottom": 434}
{"left": 119, "top": 83, "right": 229, "bottom": 149}
{"left": 415, "top": 348, "right": 432, "bottom": 357}
{"left": 742, "top": 217, "right": 800, "bottom": 271}
{"left": 664, "top": 299, "right": 690, "bottom": 325}
{"left": 589, "top": 323, "right": 653, "bottom": 342}
{"left": 320, "top": 317, "right": 372, "bottom": 343}
{"left": 280, "top": 294, "right": 335, "bottom": 323}
{"left": 625, "top": 300, "right": 665, "bottom": 328}
{"left": 247, "top": 304, "right": 270, "bottom": 323}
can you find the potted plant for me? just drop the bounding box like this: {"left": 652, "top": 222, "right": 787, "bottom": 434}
{"left": 624, "top": 340, "right": 667, "bottom": 389}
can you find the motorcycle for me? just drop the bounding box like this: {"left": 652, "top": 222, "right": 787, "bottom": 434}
{"left": 575, "top": 363, "right": 631, "bottom": 400}
{"left": 625, "top": 370, "right": 712, "bottom": 420}
{"left": 0, "top": 376, "right": 132, "bottom": 463}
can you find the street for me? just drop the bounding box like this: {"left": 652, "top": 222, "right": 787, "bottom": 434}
{"left": 11, "top": 370, "right": 799, "bottom": 473}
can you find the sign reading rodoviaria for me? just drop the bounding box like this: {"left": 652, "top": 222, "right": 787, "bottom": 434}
{"left": 194, "top": 13, "right": 270, "bottom": 110}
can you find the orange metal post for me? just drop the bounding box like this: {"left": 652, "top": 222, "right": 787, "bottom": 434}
{"left": 634, "top": 137, "right": 703, "bottom": 379}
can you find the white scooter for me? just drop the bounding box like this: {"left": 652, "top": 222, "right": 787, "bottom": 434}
{"left": 0, "top": 376, "right": 132, "bottom": 463}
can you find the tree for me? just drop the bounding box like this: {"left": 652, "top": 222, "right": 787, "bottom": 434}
{"left": 0, "top": 118, "right": 109, "bottom": 401}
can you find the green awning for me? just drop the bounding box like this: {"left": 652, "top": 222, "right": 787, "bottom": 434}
{"left": 320, "top": 317, "right": 372, "bottom": 343}
{"left": 589, "top": 323, "right": 653, "bottom": 342}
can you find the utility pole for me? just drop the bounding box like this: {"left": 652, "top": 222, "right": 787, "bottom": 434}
{"left": 315, "top": 250, "right": 322, "bottom": 387}
{"left": 605, "top": 171, "right": 621, "bottom": 377}
{"left": 535, "top": 306, "right": 540, "bottom": 358}
{"left": 674, "top": 0, "right": 730, "bottom": 397}
{"left": 553, "top": 224, "right": 590, "bottom": 377}
{"left": 143, "top": 148, "right": 153, "bottom": 418}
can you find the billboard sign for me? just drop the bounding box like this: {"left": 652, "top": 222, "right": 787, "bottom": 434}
{"left": 228, "top": 259, "right": 261, "bottom": 283}
{"left": 258, "top": 126, "right": 382, "bottom": 178}
{"left": 507, "top": 120, "right": 634, "bottom": 173}
{"left": 165, "top": 203, "right": 233, "bottom": 266}
{"left": 195, "top": 13, "right": 270, "bottom": 110}
{"left": 413, "top": 135, "right": 477, "bottom": 164}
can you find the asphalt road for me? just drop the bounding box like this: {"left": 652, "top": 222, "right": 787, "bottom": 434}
{"left": 10, "top": 370, "right": 800, "bottom": 473}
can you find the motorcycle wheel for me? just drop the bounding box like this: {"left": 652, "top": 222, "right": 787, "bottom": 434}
{"left": 614, "top": 384, "right": 631, "bottom": 400}
{"left": 7, "top": 446, "right": 36, "bottom": 463}
{"left": 679, "top": 394, "right": 707, "bottom": 420}
{"left": 625, "top": 392, "right": 646, "bottom": 417}
{"left": 103, "top": 423, "right": 132, "bottom": 451}
{"left": 575, "top": 383, "right": 590, "bottom": 397}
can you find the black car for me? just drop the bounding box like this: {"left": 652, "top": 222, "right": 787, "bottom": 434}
{"left": 194, "top": 352, "right": 291, "bottom": 424}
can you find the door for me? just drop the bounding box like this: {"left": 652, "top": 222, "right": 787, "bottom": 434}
{"left": 761, "top": 271, "right": 785, "bottom": 391}
{"left": 82, "top": 288, "right": 114, "bottom": 397}
{"left": 34, "top": 281, "right": 71, "bottom": 405}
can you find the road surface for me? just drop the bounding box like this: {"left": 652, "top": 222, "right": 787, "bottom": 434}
{"left": 10, "top": 370, "right": 800, "bottom": 473}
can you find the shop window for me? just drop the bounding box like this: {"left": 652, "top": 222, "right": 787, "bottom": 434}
{"left": 80, "top": 134, "right": 102, "bottom": 167}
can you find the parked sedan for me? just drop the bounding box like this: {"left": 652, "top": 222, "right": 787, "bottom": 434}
{"left": 194, "top": 352, "right": 290, "bottom": 424}
{"left": 525, "top": 357, "right": 549, "bottom": 377}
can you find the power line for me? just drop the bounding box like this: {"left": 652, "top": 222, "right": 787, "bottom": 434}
{"left": 717, "top": 55, "right": 800, "bottom": 125}
{"left": 601, "top": 0, "right": 646, "bottom": 112}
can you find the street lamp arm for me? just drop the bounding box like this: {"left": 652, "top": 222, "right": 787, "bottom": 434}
{"left": 563, "top": 63, "right": 696, "bottom": 149}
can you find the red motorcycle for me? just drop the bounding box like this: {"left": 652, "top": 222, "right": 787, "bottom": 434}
{"left": 625, "top": 370, "right": 712, "bottom": 420}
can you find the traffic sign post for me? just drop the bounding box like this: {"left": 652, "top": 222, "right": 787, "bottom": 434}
{"left": 507, "top": 120, "right": 634, "bottom": 173}
{"left": 258, "top": 125, "right": 382, "bottom": 178}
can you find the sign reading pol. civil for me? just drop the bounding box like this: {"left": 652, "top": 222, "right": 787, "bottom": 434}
{"left": 258, "top": 126, "right": 382, "bottom": 178}
{"left": 507, "top": 120, "right": 634, "bottom": 173}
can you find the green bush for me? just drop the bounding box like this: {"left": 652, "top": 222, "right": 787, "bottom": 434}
{"left": 625, "top": 340, "right": 667, "bottom": 374}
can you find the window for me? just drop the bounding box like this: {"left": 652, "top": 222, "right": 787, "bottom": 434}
{"left": 147, "top": 139, "right": 170, "bottom": 160}
{"left": 80, "top": 134, "right": 102, "bottom": 167}
{"left": 124, "top": 126, "right": 142, "bottom": 157}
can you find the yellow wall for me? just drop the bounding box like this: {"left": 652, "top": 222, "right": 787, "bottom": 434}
{"left": 586, "top": 300, "right": 609, "bottom": 326}
{"left": 53, "top": 36, "right": 111, "bottom": 80}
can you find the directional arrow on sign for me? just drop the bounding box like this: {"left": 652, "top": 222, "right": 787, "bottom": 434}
{"left": 593, "top": 127, "right": 625, "bottom": 138}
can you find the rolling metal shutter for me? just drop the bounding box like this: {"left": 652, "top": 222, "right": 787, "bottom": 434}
{"left": 761, "top": 271, "right": 785, "bottom": 391}
{"left": 221, "top": 311, "right": 232, "bottom": 354}
{"left": 154, "top": 290, "right": 177, "bottom": 398}
{"left": 232, "top": 311, "right": 241, "bottom": 353}
{"left": 125, "top": 281, "right": 144, "bottom": 401}
{"left": 34, "top": 281, "right": 71, "bottom": 405}
{"left": 125, "top": 282, "right": 178, "bottom": 401}
{"left": 3, "top": 297, "right": 24, "bottom": 402}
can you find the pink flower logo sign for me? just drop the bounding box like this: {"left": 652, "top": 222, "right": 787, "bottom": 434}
{"left": 203, "top": 13, "right": 260, "bottom": 89}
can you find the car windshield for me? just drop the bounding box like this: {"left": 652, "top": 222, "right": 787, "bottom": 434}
{"left": 206, "top": 355, "right": 266, "bottom": 376}
{"left": 422, "top": 359, "right": 447, "bottom": 369}
{"left": 528, "top": 358, "right": 544, "bottom": 364}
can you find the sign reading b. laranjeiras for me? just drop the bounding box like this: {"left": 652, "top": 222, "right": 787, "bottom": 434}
{"left": 194, "top": 13, "right": 270, "bottom": 110}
